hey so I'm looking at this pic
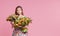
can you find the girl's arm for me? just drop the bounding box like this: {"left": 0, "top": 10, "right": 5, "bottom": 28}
{"left": 10, "top": 21, "right": 14, "bottom": 28}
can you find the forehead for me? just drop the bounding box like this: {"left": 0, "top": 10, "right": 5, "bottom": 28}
{"left": 17, "top": 8, "right": 21, "bottom": 9}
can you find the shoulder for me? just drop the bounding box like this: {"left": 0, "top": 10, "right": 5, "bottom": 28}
{"left": 10, "top": 14, "right": 18, "bottom": 17}
{"left": 9, "top": 13, "right": 17, "bottom": 16}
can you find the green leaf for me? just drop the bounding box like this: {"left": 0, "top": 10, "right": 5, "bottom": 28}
{"left": 21, "top": 22, "right": 26, "bottom": 26}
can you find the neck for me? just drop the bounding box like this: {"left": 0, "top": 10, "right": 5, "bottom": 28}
{"left": 19, "top": 14, "right": 23, "bottom": 17}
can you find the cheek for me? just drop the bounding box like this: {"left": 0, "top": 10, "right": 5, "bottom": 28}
{"left": 17, "top": 10, "right": 22, "bottom": 14}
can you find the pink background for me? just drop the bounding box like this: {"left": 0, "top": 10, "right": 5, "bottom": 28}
{"left": 0, "top": 0, "right": 60, "bottom": 36}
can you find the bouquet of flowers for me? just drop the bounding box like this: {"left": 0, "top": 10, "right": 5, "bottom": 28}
{"left": 6, "top": 14, "right": 32, "bottom": 33}
{"left": 6, "top": 14, "right": 18, "bottom": 22}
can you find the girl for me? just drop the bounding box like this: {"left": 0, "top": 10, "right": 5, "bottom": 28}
{"left": 11, "top": 6, "right": 28, "bottom": 36}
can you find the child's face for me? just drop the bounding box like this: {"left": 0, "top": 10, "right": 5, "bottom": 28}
{"left": 17, "top": 8, "right": 22, "bottom": 15}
